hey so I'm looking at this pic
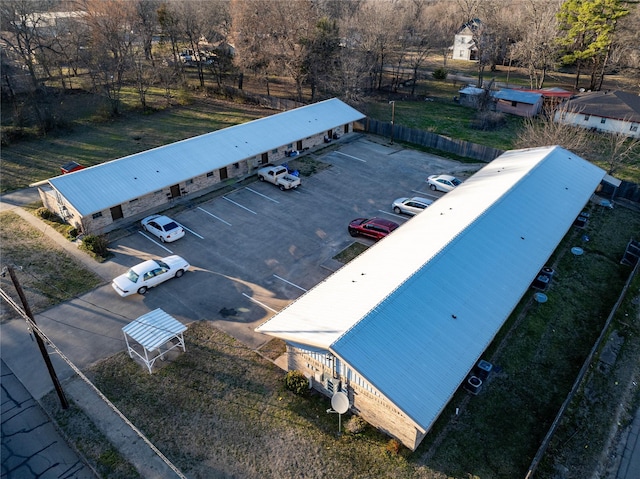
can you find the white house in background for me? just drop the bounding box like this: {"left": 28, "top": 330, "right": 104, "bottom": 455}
{"left": 451, "top": 19, "right": 480, "bottom": 61}
{"left": 554, "top": 90, "right": 640, "bottom": 138}
{"left": 256, "top": 146, "right": 605, "bottom": 451}
{"left": 33, "top": 99, "right": 365, "bottom": 235}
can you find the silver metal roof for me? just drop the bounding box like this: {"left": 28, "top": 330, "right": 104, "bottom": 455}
{"left": 493, "top": 88, "right": 543, "bottom": 104}
{"left": 256, "top": 145, "right": 605, "bottom": 431}
{"left": 47, "top": 98, "right": 365, "bottom": 215}
{"left": 122, "top": 308, "right": 187, "bottom": 352}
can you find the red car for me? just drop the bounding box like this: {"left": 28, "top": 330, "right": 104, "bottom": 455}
{"left": 348, "top": 217, "right": 399, "bottom": 241}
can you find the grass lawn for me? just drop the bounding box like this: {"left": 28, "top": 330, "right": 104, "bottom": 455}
{"left": 0, "top": 92, "right": 268, "bottom": 193}
{"left": 0, "top": 210, "right": 103, "bottom": 321}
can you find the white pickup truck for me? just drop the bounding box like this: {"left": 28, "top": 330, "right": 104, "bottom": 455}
{"left": 257, "top": 165, "right": 301, "bottom": 190}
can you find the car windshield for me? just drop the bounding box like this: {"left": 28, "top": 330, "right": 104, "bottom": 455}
{"left": 163, "top": 221, "right": 180, "bottom": 231}
{"left": 125, "top": 269, "right": 139, "bottom": 283}
{"left": 155, "top": 260, "right": 170, "bottom": 269}
{"left": 452, "top": 178, "right": 462, "bottom": 186}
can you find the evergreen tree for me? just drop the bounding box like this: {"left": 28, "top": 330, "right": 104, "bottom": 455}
{"left": 556, "top": 0, "right": 631, "bottom": 91}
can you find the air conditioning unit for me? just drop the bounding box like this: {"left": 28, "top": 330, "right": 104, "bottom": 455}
{"left": 325, "top": 377, "right": 340, "bottom": 394}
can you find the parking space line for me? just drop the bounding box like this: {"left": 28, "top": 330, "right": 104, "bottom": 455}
{"left": 222, "top": 196, "right": 257, "bottom": 215}
{"left": 246, "top": 187, "right": 280, "bottom": 203}
{"left": 378, "top": 210, "right": 407, "bottom": 220}
{"left": 273, "top": 274, "right": 307, "bottom": 292}
{"left": 179, "top": 224, "right": 204, "bottom": 239}
{"left": 336, "top": 151, "right": 367, "bottom": 163}
{"left": 242, "top": 292, "right": 278, "bottom": 313}
{"left": 412, "top": 189, "right": 439, "bottom": 199}
{"left": 138, "top": 231, "right": 174, "bottom": 253}
{"left": 197, "top": 207, "right": 232, "bottom": 226}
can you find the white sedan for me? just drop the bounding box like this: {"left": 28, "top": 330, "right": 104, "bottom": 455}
{"left": 112, "top": 255, "right": 190, "bottom": 297}
{"left": 141, "top": 214, "right": 185, "bottom": 242}
{"left": 392, "top": 196, "right": 433, "bottom": 216}
{"left": 426, "top": 174, "right": 462, "bottom": 193}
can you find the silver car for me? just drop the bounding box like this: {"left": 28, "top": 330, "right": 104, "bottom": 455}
{"left": 426, "top": 174, "right": 462, "bottom": 193}
{"left": 392, "top": 196, "right": 434, "bottom": 216}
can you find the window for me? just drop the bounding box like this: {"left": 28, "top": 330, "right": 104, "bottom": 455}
{"left": 129, "top": 198, "right": 138, "bottom": 203}
{"left": 219, "top": 167, "right": 228, "bottom": 180}
{"left": 511, "top": 101, "right": 517, "bottom": 107}
{"left": 187, "top": 179, "right": 193, "bottom": 185}
{"left": 206, "top": 171, "right": 214, "bottom": 177}
{"left": 233, "top": 162, "right": 239, "bottom": 169}
{"left": 631, "top": 124, "right": 638, "bottom": 132}
{"left": 584, "top": 115, "right": 590, "bottom": 121}
{"left": 600, "top": 118, "right": 606, "bottom": 124}
{"left": 92, "top": 212, "right": 103, "bottom": 219}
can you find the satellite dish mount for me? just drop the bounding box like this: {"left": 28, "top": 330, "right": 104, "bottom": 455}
{"left": 327, "top": 391, "right": 349, "bottom": 435}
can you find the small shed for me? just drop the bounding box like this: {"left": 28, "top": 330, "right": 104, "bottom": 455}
{"left": 458, "top": 86, "right": 485, "bottom": 108}
{"left": 493, "top": 89, "right": 543, "bottom": 117}
{"left": 122, "top": 309, "right": 188, "bottom": 374}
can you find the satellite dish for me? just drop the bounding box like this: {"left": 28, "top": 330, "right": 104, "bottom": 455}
{"left": 331, "top": 391, "right": 349, "bottom": 414}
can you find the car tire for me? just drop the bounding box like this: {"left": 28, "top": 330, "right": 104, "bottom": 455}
{"left": 142, "top": 224, "right": 148, "bottom": 231}
{"left": 175, "top": 269, "right": 184, "bottom": 278}
{"left": 348, "top": 228, "right": 358, "bottom": 237}
{"left": 160, "top": 236, "right": 166, "bottom": 243}
{"left": 393, "top": 207, "right": 402, "bottom": 214}
{"left": 137, "top": 286, "right": 148, "bottom": 295}
{"left": 429, "top": 184, "right": 437, "bottom": 191}
{"left": 258, "top": 175, "right": 265, "bottom": 181}
{"left": 279, "top": 184, "right": 285, "bottom": 191}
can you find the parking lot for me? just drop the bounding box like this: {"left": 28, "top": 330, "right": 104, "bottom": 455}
{"left": 21, "top": 136, "right": 485, "bottom": 377}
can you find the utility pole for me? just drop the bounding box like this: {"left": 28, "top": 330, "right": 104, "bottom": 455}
{"left": 389, "top": 101, "right": 395, "bottom": 145}
{"left": 5, "top": 266, "right": 69, "bottom": 409}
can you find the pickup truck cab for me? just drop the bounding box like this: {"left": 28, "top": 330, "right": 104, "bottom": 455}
{"left": 257, "top": 165, "right": 301, "bottom": 191}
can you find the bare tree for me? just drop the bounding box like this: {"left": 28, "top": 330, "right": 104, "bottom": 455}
{"left": 599, "top": 125, "right": 640, "bottom": 175}
{"left": 429, "top": 1, "right": 465, "bottom": 67}
{"left": 514, "top": 104, "right": 593, "bottom": 154}
{"left": 510, "top": 0, "right": 560, "bottom": 89}
{"left": 82, "top": 0, "right": 138, "bottom": 115}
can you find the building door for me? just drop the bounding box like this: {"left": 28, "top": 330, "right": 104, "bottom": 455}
{"left": 110, "top": 205, "right": 123, "bottom": 221}
{"left": 296, "top": 140, "right": 303, "bottom": 150}
{"left": 261, "top": 152, "right": 269, "bottom": 165}
{"left": 343, "top": 123, "right": 350, "bottom": 133}
{"left": 169, "top": 184, "right": 181, "bottom": 198}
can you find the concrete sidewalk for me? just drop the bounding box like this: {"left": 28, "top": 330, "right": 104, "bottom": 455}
{"left": 617, "top": 405, "right": 640, "bottom": 479}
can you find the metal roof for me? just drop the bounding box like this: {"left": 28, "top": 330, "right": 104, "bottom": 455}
{"left": 122, "top": 308, "right": 187, "bottom": 352}
{"left": 46, "top": 98, "right": 365, "bottom": 216}
{"left": 256, "top": 145, "right": 605, "bottom": 431}
{"left": 493, "top": 88, "right": 543, "bottom": 104}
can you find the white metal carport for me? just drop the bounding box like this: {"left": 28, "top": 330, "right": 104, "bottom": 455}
{"left": 122, "top": 309, "right": 187, "bottom": 374}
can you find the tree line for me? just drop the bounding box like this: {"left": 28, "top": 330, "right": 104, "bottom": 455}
{"left": 1, "top": 0, "right": 638, "bottom": 134}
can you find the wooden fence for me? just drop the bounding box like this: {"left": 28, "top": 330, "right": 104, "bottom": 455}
{"left": 358, "top": 117, "right": 504, "bottom": 163}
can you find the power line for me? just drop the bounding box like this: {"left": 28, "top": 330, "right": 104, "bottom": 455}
{"left": 0, "top": 275, "right": 187, "bottom": 479}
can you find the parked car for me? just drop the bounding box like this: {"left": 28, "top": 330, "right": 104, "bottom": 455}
{"left": 141, "top": 214, "right": 185, "bottom": 242}
{"left": 426, "top": 174, "right": 462, "bottom": 192}
{"left": 257, "top": 165, "right": 301, "bottom": 190}
{"left": 392, "top": 196, "right": 434, "bottom": 216}
{"left": 112, "top": 255, "right": 190, "bottom": 297}
{"left": 348, "top": 217, "right": 399, "bottom": 241}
